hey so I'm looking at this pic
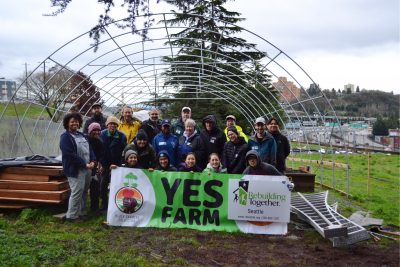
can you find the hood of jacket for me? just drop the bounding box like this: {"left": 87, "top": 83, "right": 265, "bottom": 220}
{"left": 202, "top": 115, "right": 218, "bottom": 133}
{"left": 245, "top": 150, "right": 261, "bottom": 167}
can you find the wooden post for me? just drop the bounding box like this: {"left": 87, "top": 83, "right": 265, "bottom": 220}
{"left": 367, "top": 152, "right": 371, "bottom": 195}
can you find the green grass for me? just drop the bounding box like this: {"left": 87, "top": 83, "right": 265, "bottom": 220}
{"left": 0, "top": 209, "right": 161, "bottom": 267}
{"left": 289, "top": 152, "right": 400, "bottom": 226}
{"left": 0, "top": 102, "right": 46, "bottom": 119}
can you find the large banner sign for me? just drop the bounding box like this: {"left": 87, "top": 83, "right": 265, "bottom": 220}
{"left": 107, "top": 168, "right": 292, "bottom": 235}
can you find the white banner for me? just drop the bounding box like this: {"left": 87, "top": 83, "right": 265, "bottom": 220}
{"left": 228, "top": 175, "right": 291, "bottom": 223}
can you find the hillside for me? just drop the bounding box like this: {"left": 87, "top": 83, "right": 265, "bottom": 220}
{"left": 299, "top": 90, "right": 400, "bottom": 118}
{"left": 331, "top": 90, "right": 399, "bottom": 117}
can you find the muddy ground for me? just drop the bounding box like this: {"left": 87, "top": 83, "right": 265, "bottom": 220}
{"left": 107, "top": 223, "right": 399, "bottom": 266}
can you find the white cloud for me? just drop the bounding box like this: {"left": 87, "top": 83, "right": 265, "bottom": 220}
{"left": 0, "top": 0, "right": 398, "bottom": 94}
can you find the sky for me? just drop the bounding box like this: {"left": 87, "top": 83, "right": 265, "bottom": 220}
{"left": 0, "top": 0, "right": 399, "bottom": 93}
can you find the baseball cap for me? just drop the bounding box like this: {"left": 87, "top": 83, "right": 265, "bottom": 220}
{"left": 226, "top": 115, "right": 236, "bottom": 121}
{"left": 182, "top": 107, "right": 191, "bottom": 112}
{"left": 91, "top": 102, "right": 102, "bottom": 109}
{"left": 255, "top": 117, "right": 266, "bottom": 124}
{"left": 161, "top": 119, "right": 171, "bottom": 126}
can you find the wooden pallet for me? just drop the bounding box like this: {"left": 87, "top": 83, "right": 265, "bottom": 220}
{"left": 0, "top": 180, "right": 69, "bottom": 191}
{"left": 0, "top": 189, "right": 70, "bottom": 202}
{"left": 0, "top": 165, "right": 70, "bottom": 208}
{"left": 1, "top": 166, "right": 63, "bottom": 176}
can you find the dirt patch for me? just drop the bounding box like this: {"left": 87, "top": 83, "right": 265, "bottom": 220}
{"left": 106, "top": 225, "right": 399, "bottom": 266}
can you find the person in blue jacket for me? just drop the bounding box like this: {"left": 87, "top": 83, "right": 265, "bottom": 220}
{"left": 99, "top": 116, "right": 127, "bottom": 212}
{"left": 248, "top": 117, "right": 277, "bottom": 166}
{"left": 152, "top": 119, "right": 179, "bottom": 167}
{"left": 60, "top": 112, "right": 95, "bottom": 222}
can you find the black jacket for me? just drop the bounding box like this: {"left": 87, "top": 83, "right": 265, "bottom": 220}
{"left": 270, "top": 132, "right": 290, "bottom": 173}
{"left": 222, "top": 137, "right": 249, "bottom": 174}
{"left": 88, "top": 136, "right": 104, "bottom": 175}
{"left": 178, "top": 132, "right": 207, "bottom": 168}
{"left": 200, "top": 115, "right": 226, "bottom": 159}
{"left": 122, "top": 141, "right": 157, "bottom": 169}
{"left": 83, "top": 114, "right": 108, "bottom": 134}
{"left": 243, "top": 150, "right": 281, "bottom": 175}
{"left": 140, "top": 119, "right": 162, "bottom": 143}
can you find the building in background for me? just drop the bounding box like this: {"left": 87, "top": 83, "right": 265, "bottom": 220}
{"left": 272, "top": 76, "right": 301, "bottom": 102}
{"left": 0, "top": 78, "right": 16, "bottom": 102}
{"left": 344, "top": 83, "right": 354, "bottom": 94}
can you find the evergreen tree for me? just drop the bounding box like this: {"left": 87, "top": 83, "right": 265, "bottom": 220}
{"left": 372, "top": 117, "right": 389, "bottom": 136}
{"left": 356, "top": 85, "right": 360, "bottom": 93}
{"left": 161, "top": 0, "right": 278, "bottom": 124}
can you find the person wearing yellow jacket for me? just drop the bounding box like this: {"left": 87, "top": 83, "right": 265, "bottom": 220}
{"left": 223, "top": 115, "right": 248, "bottom": 143}
{"left": 118, "top": 106, "right": 141, "bottom": 144}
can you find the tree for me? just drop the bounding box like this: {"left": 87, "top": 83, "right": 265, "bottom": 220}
{"left": 48, "top": 0, "right": 156, "bottom": 51}
{"left": 19, "top": 66, "right": 100, "bottom": 121}
{"left": 68, "top": 71, "right": 101, "bottom": 114}
{"left": 356, "top": 85, "right": 360, "bottom": 93}
{"left": 158, "top": 0, "right": 277, "bottom": 127}
{"left": 19, "top": 65, "right": 73, "bottom": 122}
{"left": 372, "top": 118, "right": 389, "bottom": 136}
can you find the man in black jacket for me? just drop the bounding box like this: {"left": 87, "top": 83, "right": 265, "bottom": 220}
{"left": 83, "top": 103, "right": 108, "bottom": 134}
{"left": 200, "top": 115, "right": 226, "bottom": 159}
{"left": 140, "top": 109, "right": 162, "bottom": 143}
{"left": 267, "top": 117, "right": 290, "bottom": 173}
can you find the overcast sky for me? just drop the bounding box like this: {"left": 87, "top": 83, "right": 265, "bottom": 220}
{"left": 0, "top": 0, "right": 399, "bottom": 93}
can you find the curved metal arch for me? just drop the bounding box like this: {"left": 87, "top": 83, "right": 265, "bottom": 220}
{"left": 4, "top": 12, "right": 348, "bottom": 168}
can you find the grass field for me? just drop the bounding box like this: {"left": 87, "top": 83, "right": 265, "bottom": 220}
{"left": 0, "top": 208, "right": 398, "bottom": 266}
{"left": 289, "top": 151, "right": 400, "bottom": 226}
{"left": 0, "top": 102, "right": 46, "bottom": 119}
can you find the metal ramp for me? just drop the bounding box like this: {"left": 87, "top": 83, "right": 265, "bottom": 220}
{"left": 291, "top": 191, "right": 370, "bottom": 247}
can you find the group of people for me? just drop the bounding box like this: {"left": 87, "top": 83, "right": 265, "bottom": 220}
{"left": 60, "top": 104, "right": 290, "bottom": 222}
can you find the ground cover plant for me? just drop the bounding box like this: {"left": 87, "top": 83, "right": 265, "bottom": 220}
{"left": 289, "top": 151, "right": 400, "bottom": 226}
{"left": 0, "top": 206, "right": 398, "bottom": 267}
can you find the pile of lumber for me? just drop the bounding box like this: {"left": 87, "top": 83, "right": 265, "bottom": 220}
{"left": 0, "top": 165, "right": 70, "bottom": 209}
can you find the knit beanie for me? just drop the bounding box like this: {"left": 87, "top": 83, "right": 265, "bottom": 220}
{"left": 136, "top": 129, "right": 148, "bottom": 141}
{"left": 227, "top": 126, "right": 239, "bottom": 136}
{"left": 88, "top": 122, "right": 101, "bottom": 135}
{"left": 125, "top": 150, "right": 138, "bottom": 161}
{"left": 106, "top": 116, "right": 120, "bottom": 126}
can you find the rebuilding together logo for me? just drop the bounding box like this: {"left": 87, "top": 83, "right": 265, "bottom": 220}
{"left": 232, "top": 180, "right": 287, "bottom": 207}
{"left": 115, "top": 172, "right": 144, "bottom": 214}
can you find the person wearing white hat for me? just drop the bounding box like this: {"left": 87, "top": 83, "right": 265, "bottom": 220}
{"left": 248, "top": 117, "right": 277, "bottom": 166}
{"left": 172, "top": 106, "right": 193, "bottom": 138}
{"left": 223, "top": 114, "right": 248, "bottom": 142}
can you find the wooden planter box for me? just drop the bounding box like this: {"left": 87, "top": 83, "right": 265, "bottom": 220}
{"left": 285, "top": 169, "right": 316, "bottom": 192}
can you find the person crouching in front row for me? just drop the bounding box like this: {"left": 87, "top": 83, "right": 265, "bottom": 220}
{"left": 155, "top": 150, "right": 177, "bottom": 172}
{"left": 178, "top": 152, "right": 202, "bottom": 172}
{"left": 122, "top": 150, "right": 139, "bottom": 168}
{"left": 203, "top": 153, "right": 226, "bottom": 175}
{"left": 243, "top": 150, "right": 281, "bottom": 175}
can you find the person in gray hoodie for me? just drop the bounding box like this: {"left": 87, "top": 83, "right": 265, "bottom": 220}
{"left": 243, "top": 150, "right": 281, "bottom": 176}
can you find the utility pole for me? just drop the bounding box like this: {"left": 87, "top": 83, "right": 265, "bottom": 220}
{"left": 25, "top": 62, "right": 28, "bottom": 100}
